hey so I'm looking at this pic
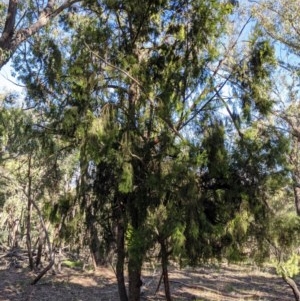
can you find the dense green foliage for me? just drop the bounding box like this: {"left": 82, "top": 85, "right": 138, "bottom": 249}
{"left": 1, "top": 0, "right": 300, "bottom": 300}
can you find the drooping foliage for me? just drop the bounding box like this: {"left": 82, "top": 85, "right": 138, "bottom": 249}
{"left": 0, "top": 0, "right": 295, "bottom": 299}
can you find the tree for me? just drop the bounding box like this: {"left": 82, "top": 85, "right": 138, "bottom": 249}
{"left": 251, "top": 0, "right": 300, "bottom": 53}
{"left": 7, "top": 0, "right": 292, "bottom": 300}
{"left": 0, "top": 0, "right": 80, "bottom": 69}
{"left": 249, "top": 1, "right": 300, "bottom": 299}
{"left": 0, "top": 90, "right": 84, "bottom": 283}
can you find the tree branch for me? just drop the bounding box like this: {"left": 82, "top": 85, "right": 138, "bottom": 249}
{"left": 0, "top": 0, "right": 18, "bottom": 46}
{"left": 0, "top": 0, "right": 81, "bottom": 69}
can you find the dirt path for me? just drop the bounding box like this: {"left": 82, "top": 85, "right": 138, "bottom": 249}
{"left": 0, "top": 257, "right": 296, "bottom": 301}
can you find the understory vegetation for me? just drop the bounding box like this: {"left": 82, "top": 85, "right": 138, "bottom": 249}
{"left": 1, "top": 0, "right": 300, "bottom": 300}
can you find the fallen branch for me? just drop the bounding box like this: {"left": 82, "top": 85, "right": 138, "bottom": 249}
{"left": 169, "top": 280, "right": 260, "bottom": 300}
{"left": 31, "top": 260, "right": 55, "bottom": 285}
{"left": 0, "top": 249, "right": 27, "bottom": 260}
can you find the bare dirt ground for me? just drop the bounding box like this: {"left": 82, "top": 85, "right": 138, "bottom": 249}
{"left": 0, "top": 252, "right": 297, "bottom": 301}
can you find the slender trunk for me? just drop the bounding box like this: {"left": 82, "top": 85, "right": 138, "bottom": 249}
{"left": 127, "top": 205, "right": 143, "bottom": 301}
{"left": 282, "top": 274, "right": 300, "bottom": 301}
{"left": 126, "top": 47, "right": 144, "bottom": 301}
{"left": 26, "top": 155, "right": 34, "bottom": 270}
{"left": 31, "top": 199, "right": 55, "bottom": 284}
{"left": 35, "top": 225, "right": 45, "bottom": 267}
{"left": 160, "top": 239, "right": 172, "bottom": 301}
{"left": 155, "top": 271, "right": 163, "bottom": 295}
{"left": 291, "top": 138, "right": 300, "bottom": 216}
{"left": 26, "top": 199, "right": 34, "bottom": 270}
{"left": 128, "top": 257, "right": 142, "bottom": 301}
{"left": 8, "top": 217, "right": 19, "bottom": 248}
{"left": 293, "top": 185, "right": 300, "bottom": 216}
{"left": 116, "top": 217, "right": 128, "bottom": 301}
{"left": 56, "top": 246, "right": 62, "bottom": 273}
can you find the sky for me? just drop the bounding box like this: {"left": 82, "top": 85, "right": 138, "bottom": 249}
{"left": 0, "top": 62, "right": 24, "bottom": 94}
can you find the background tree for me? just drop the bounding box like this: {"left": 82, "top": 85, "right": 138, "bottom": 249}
{"left": 248, "top": 0, "right": 300, "bottom": 298}
{"left": 0, "top": 0, "right": 81, "bottom": 69}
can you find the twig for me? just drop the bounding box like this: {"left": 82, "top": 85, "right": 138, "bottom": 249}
{"left": 84, "top": 41, "right": 142, "bottom": 87}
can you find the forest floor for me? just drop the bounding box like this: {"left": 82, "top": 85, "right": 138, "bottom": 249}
{"left": 0, "top": 249, "right": 297, "bottom": 301}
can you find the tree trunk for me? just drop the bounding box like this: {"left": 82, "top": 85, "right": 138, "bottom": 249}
{"left": 116, "top": 217, "right": 128, "bottom": 301}
{"left": 155, "top": 271, "right": 163, "bottom": 295}
{"left": 160, "top": 239, "right": 172, "bottom": 301}
{"left": 290, "top": 136, "right": 300, "bottom": 216}
{"left": 282, "top": 274, "right": 300, "bottom": 301}
{"left": 88, "top": 219, "right": 103, "bottom": 268}
{"left": 293, "top": 185, "right": 300, "bottom": 216}
{"left": 128, "top": 257, "right": 142, "bottom": 301}
{"left": 35, "top": 225, "right": 45, "bottom": 268}
{"left": 26, "top": 198, "right": 34, "bottom": 270}
{"left": 26, "top": 155, "right": 34, "bottom": 270}
{"left": 31, "top": 199, "right": 56, "bottom": 283}
{"left": 8, "top": 217, "right": 19, "bottom": 248}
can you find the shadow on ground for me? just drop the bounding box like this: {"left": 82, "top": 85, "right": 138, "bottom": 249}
{"left": 0, "top": 262, "right": 296, "bottom": 301}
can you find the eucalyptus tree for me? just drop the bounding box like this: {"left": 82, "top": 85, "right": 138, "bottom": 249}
{"left": 251, "top": 0, "right": 300, "bottom": 52}
{"left": 0, "top": 0, "right": 81, "bottom": 69}
{"left": 248, "top": 1, "right": 300, "bottom": 299}
{"left": 250, "top": 0, "right": 300, "bottom": 214}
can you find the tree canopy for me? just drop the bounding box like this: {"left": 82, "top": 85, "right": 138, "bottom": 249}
{"left": 1, "top": 0, "right": 300, "bottom": 300}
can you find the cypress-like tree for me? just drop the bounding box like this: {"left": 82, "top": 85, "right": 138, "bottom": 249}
{"left": 9, "top": 0, "right": 291, "bottom": 300}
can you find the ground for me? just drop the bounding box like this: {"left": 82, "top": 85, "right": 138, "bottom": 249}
{"left": 0, "top": 251, "right": 297, "bottom": 301}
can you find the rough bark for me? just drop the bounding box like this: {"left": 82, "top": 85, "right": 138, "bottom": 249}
{"left": 160, "top": 239, "right": 172, "bottom": 301}
{"left": 0, "top": 0, "right": 80, "bottom": 69}
{"left": 0, "top": 0, "right": 18, "bottom": 48}
{"left": 128, "top": 257, "right": 142, "bottom": 301}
